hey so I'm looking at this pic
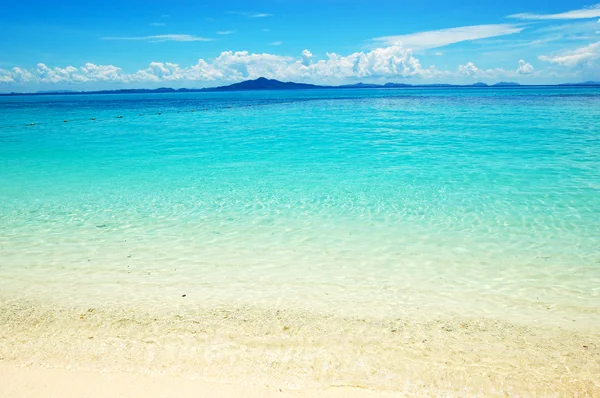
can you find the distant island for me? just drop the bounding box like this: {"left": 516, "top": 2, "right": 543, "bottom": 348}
{"left": 2, "top": 77, "right": 600, "bottom": 96}
{"left": 559, "top": 81, "right": 600, "bottom": 86}
{"left": 493, "top": 82, "right": 520, "bottom": 87}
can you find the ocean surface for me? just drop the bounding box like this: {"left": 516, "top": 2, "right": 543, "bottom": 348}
{"left": 1, "top": 88, "right": 600, "bottom": 394}
{"left": 1, "top": 87, "right": 599, "bottom": 324}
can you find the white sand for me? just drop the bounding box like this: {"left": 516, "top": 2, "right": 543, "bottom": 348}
{"left": 1, "top": 298, "right": 599, "bottom": 396}
{"left": 0, "top": 364, "right": 396, "bottom": 398}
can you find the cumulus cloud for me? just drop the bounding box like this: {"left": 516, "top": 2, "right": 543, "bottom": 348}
{"left": 301, "top": 49, "right": 313, "bottom": 66}
{"left": 538, "top": 41, "right": 600, "bottom": 66}
{"left": 125, "top": 51, "right": 296, "bottom": 83}
{"left": 102, "top": 34, "right": 213, "bottom": 42}
{"left": 457, "top": 60, "right": 534, "bottom": 78}
{"left": 371, "top": 24, "right": 524, "bottom": 51}
{"left": 38, "top": 63, "right": 125, "bottom": 83}
{"left": 8, "top": 67, "right": 34, "bottom": 83}
{"left": 0, "top": 69, "right": 13, "bottom": 83}
{"left": 0, "top": 63, "right": 126, "bottom": 84}
{"left": 509, "top": 4, "right": 600, "bottom": 20}
{"left": 0, "top": 46, "right": 542, "bottom": 86}
{"left": 517, "top": 59, "right": 534, "bottom": 74}
{"left": 0, "top": 45, "right": 439, "bottom": 85}
{"left": 457, "top": 62, "right": 480, "bottom": 76}
{"left": 300, "top": 46, "right": 443, "bottom": 80}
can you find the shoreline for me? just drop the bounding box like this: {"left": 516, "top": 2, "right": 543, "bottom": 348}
{"left": 2, "top": 298, "right": 598, "bottom": 396}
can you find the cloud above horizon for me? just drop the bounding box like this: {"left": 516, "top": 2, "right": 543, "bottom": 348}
{"left": 517, "top": 59, "right": 534, "bottom": 74}
{"left": 102, "top": 34, "right": 214, "bottom": 42}
{"left": 250, "top": 13, "right": 272, "bottom": 18}
{"left": 0, "top": 45, "right": 543, "bottom": 87}
{"left": 456, "top": 59, "right": 535, "bottom": 79}
{"left": 371, "top": 24, "right": 525, "bottom": 51}
{"left": 539, "top": 41, "right": 600, "bottom": 66}
{"left": 509, "top": 4, "right": 600, "bottom": 20}
{"left": 228, "top": 11, "right": 273, "bottom": 18}
{"left": 2, "top": 4, "right": 599, "bottom": 89}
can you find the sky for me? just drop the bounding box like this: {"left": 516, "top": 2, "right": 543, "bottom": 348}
{"left": 1, "top": 0, "right": 599, "bottom": 91}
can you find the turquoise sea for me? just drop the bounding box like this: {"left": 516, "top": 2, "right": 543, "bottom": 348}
{"left": 1, "top": 87, "right": 600, "bottom": 394}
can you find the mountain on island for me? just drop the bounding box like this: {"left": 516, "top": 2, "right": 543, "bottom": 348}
{"left": 419, "top": 83, "right": 454, "bottom": 87}
{"left": 384, "top": 82, "right": 413, "bottom": 88}
{"left": 201, "top": 79, "right": 495, "bottom": 91}
{"left": 340, "top": 82, "right": 385, "bottom": 88}
{"left": 558, "top": 81, "right": 600, "bottom": 86}
{"left": 493, "top": 82, "right": 520, "bottom": 87}
{"left": 202, "top": 77, "right": 324, "bottom": 91}
{"left": 35, "top": 89, "right": 78, "bottom": 94}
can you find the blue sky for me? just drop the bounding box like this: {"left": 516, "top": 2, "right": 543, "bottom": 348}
{"left": 1, "top": 0, "right": 599, "bottom": 90}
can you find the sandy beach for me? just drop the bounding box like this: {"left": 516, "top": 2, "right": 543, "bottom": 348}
{"left": 0, "top": 364, "right": 400, "bottom": 398}
{"left": 1, "top": 297, "right": 599, "bottom": 397}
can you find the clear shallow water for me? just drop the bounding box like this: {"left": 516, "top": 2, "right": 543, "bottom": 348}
{"left": 1, "top": 88, "right": 600, "bottom": 327}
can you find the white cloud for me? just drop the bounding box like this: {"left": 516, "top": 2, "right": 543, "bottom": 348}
{"left": 150, "top": 22, "right": 166, "bottom": 27}
{"left": 509, "top": 4, "right": 600, "bottom": 20}
{"left": 371, "top": 24, "right": 524, "bottom": 51}
{"left": 0, "top": 69, "right": 14, "bottom": 83}
{"left": 302, "top": 49, "right": 313, "bottom": 58}
{"left": 229, "top": 11, "right": 273, "bottom": 18}
{"left": 299, "top": 46, "right": 443, "bottom": 80}
{"left": 0, "top": 46, "right": 440, "bottom": 85}
{"left": 457, "top": 60, "right": 535, "bottom": 78}
{"left": 1, "top": 63, "right": 126, "bottom": 84}
{"left": 538, "top": 41, "right": 600, "bottom": 66}
{"left": 251, "top": 13, "right": 272, "bottom": 18}
{"left": 0, "top": 47, "right": 546, "bottom": 87}
{"left": 301, "top": 49, "right": 313, "bottom": 66}
{"left": 270, "top": 41, "right": 283, "bottom": 46}
{"left": 128, "top": 51, "right": 297, "bottom": 82}
{"left": 217, "top": 30, "right": 235, "bottom": 35}
{"left": 102, "top": 34, "right": 213, "bottom": 42}
{"left": 82, "top": 63, "right": 124, "bottom": 81}
{"left": 457, "top": 62, "right": 480, "bottom": 76}
{"left": 517, "top": 59, "right": 534, "bottom": 74}
{"left": 130, "top": 62, "right": 182, "bottom": 82}
{"left": 8, "top": 67, "right": 35, "bottom": 83}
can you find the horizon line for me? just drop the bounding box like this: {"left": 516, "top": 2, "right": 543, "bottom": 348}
{"left": 2, "top": 77, "right": 600, "bottom": 96}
